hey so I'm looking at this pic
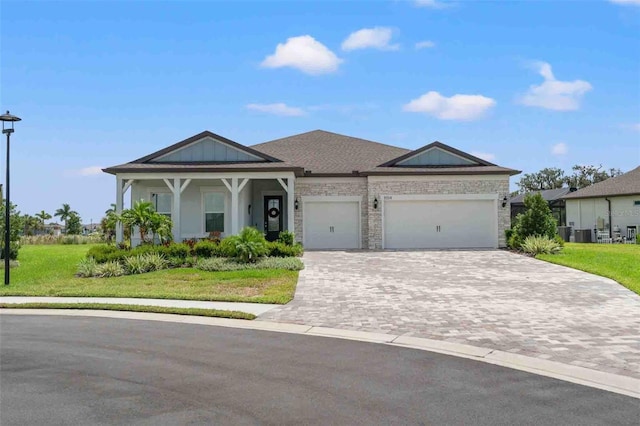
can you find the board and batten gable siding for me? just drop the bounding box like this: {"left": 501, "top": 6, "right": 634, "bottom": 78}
{"left": 154, "top": 136, "right": 264, "bottom": 163}
{"left": 367, "top": 175, "right": 511, "bottom": 249}
{"left": 397, "top": 147, "right": 476, "bottom": 167}
{"left": 294, "top": 177, "right": 369, "bottom": 248}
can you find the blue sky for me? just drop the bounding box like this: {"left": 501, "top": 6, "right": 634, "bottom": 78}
{"left": 1, "top": 0, "right": 639, "bottom": 224}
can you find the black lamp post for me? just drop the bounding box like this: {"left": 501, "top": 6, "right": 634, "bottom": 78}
{"left": 0, "top": 111, "right": 21, "bottom": 285}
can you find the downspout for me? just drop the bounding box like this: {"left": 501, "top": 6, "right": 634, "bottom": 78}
{"left": 605, "top": 197, "right": 612, "bottom": 238}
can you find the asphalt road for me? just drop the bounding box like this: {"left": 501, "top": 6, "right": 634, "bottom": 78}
{"left": 1, "top": 315, "right": 638, "bottom": 425}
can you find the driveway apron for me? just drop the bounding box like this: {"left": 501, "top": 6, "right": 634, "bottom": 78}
{"left": 259, "top": 250, "right": 640, "bottom": 379}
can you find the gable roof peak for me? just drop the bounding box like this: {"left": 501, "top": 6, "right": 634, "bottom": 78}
{"left": 379, "top": 140, "right": 497, "bottom": 168}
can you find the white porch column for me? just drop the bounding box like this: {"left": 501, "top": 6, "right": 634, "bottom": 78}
{"left": 172, "top": 178, "right": 181, "bottom": 242}
{"left": 115, "top": 176, "right": 124, "bottom": 244}
{"left": 287, "top": 177, "right": 295, "bottom": 233}
{"left": 231, "top": 177, "right": 239, "bottom": 235}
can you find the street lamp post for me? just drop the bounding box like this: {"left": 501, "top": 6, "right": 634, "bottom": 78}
{"left": 0, "top": 111, "right": 21, "bottom": 285}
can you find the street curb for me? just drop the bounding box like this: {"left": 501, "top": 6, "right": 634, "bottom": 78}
{"left": 2, "top": 309, "right": 638, "bottom": 399}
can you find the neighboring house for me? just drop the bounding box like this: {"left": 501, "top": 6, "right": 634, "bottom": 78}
{"left": 41, "top": 223, "right": 64, "bottom": 236}
{"left": 510, "top": 188, "right": 576, "bottom": 226}
{"left": 563, "top": 166, "right": 640, "bottom": 242}
{"left": 82, "top": 223, "right": 100, "bottom": 235}
{"left": 103, "top": 130, "right": 520, "bottom": 249}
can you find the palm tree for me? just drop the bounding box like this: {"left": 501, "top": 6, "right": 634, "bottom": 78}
{"left": 35, "top": 210, "right": 52, "bottom": 231}
{"left": 105, "top": 203, "right": 116, "bottom": 215}
{"left": 120, "top": 200, "right": 155, "bottom": 243}
{"left": 54, "top": 203, "right": 78, "bottom": 234}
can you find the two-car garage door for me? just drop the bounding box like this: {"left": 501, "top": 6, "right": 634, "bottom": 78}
{"left": 383, "top": 197, "right": 497, "bottom": 249}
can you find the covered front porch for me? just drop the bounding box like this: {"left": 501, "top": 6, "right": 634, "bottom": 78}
{"left": 114, "top": 172, "right": 295, "bottom": 245}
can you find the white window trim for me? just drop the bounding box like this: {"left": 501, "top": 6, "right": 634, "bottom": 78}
{"left": 200, "top": 188, "right": 229, "bottom": 235}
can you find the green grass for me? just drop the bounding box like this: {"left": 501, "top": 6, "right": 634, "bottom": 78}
{"left": 0, "top": 245, "right": 298, "bottom": 304}
{"left": 0, "top": 303, "right": 256, "bottom": 319}
{"left": 537, "top": 243, "right": 640, "bottom": 296}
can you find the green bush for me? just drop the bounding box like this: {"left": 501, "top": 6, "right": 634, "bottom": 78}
{"left": 165, "top": 243, "right": 191, "bottom": 259}
{"left": 509, "top": 193, "right": 558, "bottom": 249}
{"left": 1, "top": 242, "right": 20, "bottom": 260}
{"left": 221, "top": 227, "right": 268, "bottom": 263}
{"left": 77, "top": 257, "right": 99, "bottom": 277}
{"left": 554, "top": 234, "right": 566, "bottom": 247}
{"left": 124, "top": 255, "right": 152, "bottom": 274}
{"left": 146, "top": 253, "right": 168, "bottom": 271}
{"left": 277, "top": 230, "right": 295, "bottom": 246}
{"left": 196, "top": 256, "right": 304, "bottom": 272}
{"left": 521, "top": 235, "right": 563, "bottom": 255}
{"left": 95, "top": 261, "right": 125, "bottom": 277}
{"left": 267, "top": 241, "right": 304, "bottom": 257}
{"left": 86, "top": 245, "right": 123, "bottom": 263}
{"left": 193, "top": 240, "right": 222, "bottom": 258}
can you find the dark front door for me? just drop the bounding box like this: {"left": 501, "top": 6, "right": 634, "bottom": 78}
{"left": 264, "top": 195, "right": 283, "bottom": 242}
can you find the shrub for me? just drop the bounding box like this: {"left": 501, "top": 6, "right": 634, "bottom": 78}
{"left": 86, "top": 245, "right": 127, "bottom": 264}
{"left": 277, "top": 230, "right": 295, "bottom": 246}
{"left": 124, "top": 255, "right": 152, "bottom": 274}
{"left": 168, "top": 256, "right": 186, "bottom": 268}
{"left": 96, "top": 261, "right": 125, "bottom": 277}
{"left": 196, "top": 256, "right": 304, "bottom": 272}
{"left": 267, "top": 241, "right": 304, "bottom": 257}
{"left": 221, "top": 227, "right": 268, "bottom": 263}
{"left": 1, "top": 242, "right": 19, "bottom": 260}
{"left": 509, "top": 193, "right": 557, "bottom": 249}
{"left": 77, "top": 257, "right": 98, "bottom": 277}
{"left": 553, "top": 234, "right": 566, "bottom": 248}
{"left": 165, "top": 243, "right": 191, "bottom": 259}
{"left": 146, "top": 253, "right": 168, "bottom": 271}
{"left": 257, "top": 257, "right": 304, "bottom": 270}
{"left": 193, "top": 240, "right": 222, "bottom": 258}
{"left": 521, "top": 235, "right": 563, "bottom": 256}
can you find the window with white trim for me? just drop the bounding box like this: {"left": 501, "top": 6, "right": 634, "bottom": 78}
{"left": 151, "top": 192, "right": 172, "bottom": 219}
{"left": 204, "top": 192, "right": 225, "bottom": 233}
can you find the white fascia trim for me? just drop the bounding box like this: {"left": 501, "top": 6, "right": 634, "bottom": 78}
{"left": 297, "top": 177, "right": 366, "bottom": 184}
{"left": 117, "top": 171, "right": 296, "bottom": 181}
{"left": 397, "top": 146, "right": 476, "bottom": 166}
{"left": 381, "top": 194, "right": 499, "bottom": 202}
{"left": 154, "top": 136, "right": 263, "bottom": 162}
{"left": 367, "top": 174, "right": 507, "bottom": 183}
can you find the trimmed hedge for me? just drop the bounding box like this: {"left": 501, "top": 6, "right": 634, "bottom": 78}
{"left": 267, "top": 241, "right": 304, "bottom": 257}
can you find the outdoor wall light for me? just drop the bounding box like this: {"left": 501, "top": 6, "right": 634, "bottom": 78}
{"left": 502, "top": 196, "right": 508, "bottom": 208}
{"left": 373, "top": 197, "right": 378, "bottom": 209}
{"left": 248, "top": 204, "right": 251, "bottom": 215}
{"left": 294, "top": 198, "right": 299, "bottom": 210}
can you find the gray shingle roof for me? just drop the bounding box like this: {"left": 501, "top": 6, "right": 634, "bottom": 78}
{"left": 510, "top": 188, "right": 573, "bottom": 204}
{"left": 563, "top": 166, "right": 640, "bottom": 199}
{"left": 251, "top": 130, "right": 410, "bottom": 175}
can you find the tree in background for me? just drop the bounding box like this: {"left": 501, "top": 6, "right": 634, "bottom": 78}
{"left": 21, "top": 214, "right": 41, "bottom": 236}
{"left": 101, "top": 203, "right": 118, "bottom": 241}
{"left": 54, "top": 203, "right": 78, "bottom": 234}
{"left": 66, "top": 212, "right": 83, "bottom": 235}
{"left": 35, "top": 210, "right": 52, "bottom": 231}
{"left": 0, "top": 201, "right": 22, "bottom": 259}
{"left": 515, "top": 165, "right": 624, "bottom": 194}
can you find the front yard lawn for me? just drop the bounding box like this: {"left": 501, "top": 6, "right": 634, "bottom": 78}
{"left": 0, "top": 245, "right": 298, "bottom": 304}
{"left": 537, "top": 243, "right": 640, "bottom": 296}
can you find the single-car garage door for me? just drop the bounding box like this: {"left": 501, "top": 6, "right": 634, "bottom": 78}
{"left": 304, "top": 198, "right": 360, "bottom": 249}
{"left": 384, "top": 198, "right": 497, "bottom": 249}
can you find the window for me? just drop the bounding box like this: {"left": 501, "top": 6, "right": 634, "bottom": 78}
{"left": 634, "top": 201, "right": 640, "bottom": 206}
{"left": 151, "top": 193, "right": 172, "bottom": 218}
{"left": 204, "top": 192, "right": 225, "bottom": 233}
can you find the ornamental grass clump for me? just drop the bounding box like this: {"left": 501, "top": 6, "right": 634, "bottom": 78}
{"left": 77, "top": 257, "right": 99, "bottom": 277}
{"left": 221, "top": 227, "right": 269, "bottom": 263}
{"left": 95, "top": 261, "right": 125, "bottom": 277}
{"left": 521, "top": 235, "right": 563, "bottom": 256}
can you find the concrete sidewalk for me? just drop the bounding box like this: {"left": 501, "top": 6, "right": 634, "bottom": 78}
{"left": 0, "top": 297, "right": 279, "bottom": 316}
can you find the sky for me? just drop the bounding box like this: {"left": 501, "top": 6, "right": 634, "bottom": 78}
{"left": 1, "top": 0, "right": 639, "bottom": 224}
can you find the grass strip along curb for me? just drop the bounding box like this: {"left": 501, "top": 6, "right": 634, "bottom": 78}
{"left": 0, "top": 303, "right": 256, "bottom": 320}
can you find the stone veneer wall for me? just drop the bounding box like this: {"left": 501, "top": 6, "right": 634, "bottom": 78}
{"left": 367, "top": 178, "right": 511, "bottom": 249}
{"left": 294, "top": 178, "right": 369, "bottom": 248}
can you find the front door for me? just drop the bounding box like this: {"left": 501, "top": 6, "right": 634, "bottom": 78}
{"left": 264, "top": 195, "right": 283, "bottom": 241}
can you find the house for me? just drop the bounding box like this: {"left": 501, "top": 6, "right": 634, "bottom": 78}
{"left": 563, "top": 166, "right": 640, "bottom": 242}
{"left": 103, "top": 130, "right": 520, "bottom": 249}
{"left": 510, "top": 187, "right": 576, "bottom": 226}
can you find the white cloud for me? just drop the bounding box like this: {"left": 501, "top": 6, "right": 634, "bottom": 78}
{"left": 403, "top": 91, "right": 496, "bottom": 121}
{"left": 414, "top": 0, "right": 448, "bottom": 8}
{"left": 470, "top": 151, "right": 496, "bottom": 162}
{"left": 341, "top": 27, "right": 399, "bottom": 51}
{"left": 551, "top": 142, "right": 568, "bottom": 156}
{"left": 415, "top": 40, "right": 436, "bottom": 49}
{"left": 246, "top": 103, "right": 306, "bottom": 117}
{"left": 261, "top": 35, "right": 342, "bottom": 75}
{"left": 609, "top": 0, "right": 640, "bottom": 5}
{"left": 520, "top": 62, "right": 592, "bottom": 111}
{"left": 69, "top": 166, "right": 104, "bottom": 177}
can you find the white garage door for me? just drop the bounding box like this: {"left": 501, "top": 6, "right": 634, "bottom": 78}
{"left": 304, "top": 200, "right": 360, "bottom": 249}
{"left": 384, "top": 199, "right": 496, "bottom": 249}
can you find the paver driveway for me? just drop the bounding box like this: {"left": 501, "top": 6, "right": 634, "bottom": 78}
{"left": 259, "top": 250, "right": 640, "bottom": 378}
